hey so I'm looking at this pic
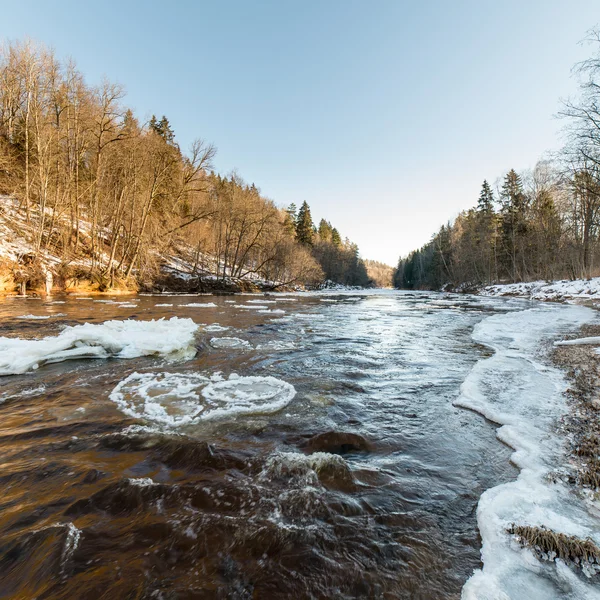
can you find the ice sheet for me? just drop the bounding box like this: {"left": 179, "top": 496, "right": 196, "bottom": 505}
{"left": 0, "top": 317, "right": 199, "bottom": 376}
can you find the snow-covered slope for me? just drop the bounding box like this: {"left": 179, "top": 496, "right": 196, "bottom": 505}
{"left": 482, "top": 279, "right": 600, "bottom": 302}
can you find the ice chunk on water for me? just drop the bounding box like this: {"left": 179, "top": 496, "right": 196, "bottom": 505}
{"left": 293, "top": 313, "right": 325, "bottom": 320}
{"left": 240, "top": 304, "right": 269, "bottom": 310}
{"left": 186, "top": 302, "right": 217, "bottom": 308}
{"left": 204, "top": 324, "right": 229, "bottom": 332}
{"left": 110, "top": 372, "right": 210, "bottom": 426}
{"left": 201, "top": 375, "right": 296, "bottom": 419}
{"left": 256, "top": 340, "right": 296, "bottom": 351}
{"left": 210, "top": 337, "right": 251, "bottom": 349}
{"left": 0, "top": 317, "right": 199, "bottom": 376}
{"left": 110, "top": 372, "right": 296, "bottom": 426}
{"left": 554, "top": 336, "right": 600, "bottom": 346}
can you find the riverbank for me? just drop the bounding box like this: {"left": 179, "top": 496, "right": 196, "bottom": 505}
{"left": 480, "top": 278, "right": 600, "bottom": 302}
{"left": 553, "top": 323, "right": 600, "bottom": 503}
{"left": 456, "top": 301, "right": 600, "bottom": 599}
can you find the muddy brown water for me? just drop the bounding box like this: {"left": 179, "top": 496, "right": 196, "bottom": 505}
{"left": 0, "top": 291, "right": 522, "bottom": 599}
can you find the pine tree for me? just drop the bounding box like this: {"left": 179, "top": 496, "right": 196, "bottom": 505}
{"left": 295, "top": 201, "right": 314, "bottom": 246}
{"left": 150, "top": 114, "right": 176, "bottom": 144}
{"left": 477, "top": 180, "right": 495, "bottom": 213}
{"left": 331, "top": 227, "right": 342, "bottom": 247}
{"left": 500, "top": 169, "right": 528, "bottom": 282}
{"left": 282, "top": 203, "right": 297, "bottom": 237}
{"left": 318, "top": 218, "right": 332, "bottom": 242}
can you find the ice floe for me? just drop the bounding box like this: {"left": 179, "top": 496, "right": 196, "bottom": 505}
{"left": 239, "top": 304, "right": 269, "bottom": 310}
{"left": 0, "top": 317, "right": 199, "bottom": 376}
{"left": 110, "top": 372, "right": 296, "bottom": 426}
{"left": 204, "top": 324, "right": 230, "bottom": 332}
{"left": 210, "top": 337, "right": 251, "bottom": 349}
{"left": 554, "top": 336, "right": 600, "bottom": 346}
{"left": 186, "top": 302, "right": 217, "bottom": 308}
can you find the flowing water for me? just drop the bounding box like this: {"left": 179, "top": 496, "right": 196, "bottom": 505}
{"left": 0, "top": 291, "right": 594, "bottom": 599}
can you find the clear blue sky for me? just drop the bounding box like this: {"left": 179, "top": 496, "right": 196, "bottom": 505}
{"left": 1, "top": 1, "right": 598, "bottom": 265}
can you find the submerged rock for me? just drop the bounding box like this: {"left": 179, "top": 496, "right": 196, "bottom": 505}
{"left": 302, "top": 431, "right": 372, "bottom": 455}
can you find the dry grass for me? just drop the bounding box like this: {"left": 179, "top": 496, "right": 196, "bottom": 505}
{"left": 508, "top": 524, "right": 600, "bottom": 565}
{"left": 552, "top": 328, "right": 600, "bottom": 492}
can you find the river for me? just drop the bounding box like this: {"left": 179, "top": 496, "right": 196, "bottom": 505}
{"left": 0, "top": 290, "right": 596, "bottom": 599}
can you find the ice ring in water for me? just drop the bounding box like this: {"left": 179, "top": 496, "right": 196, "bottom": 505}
{"left": 110, "top": 372, "right": 296, "bottom": 427}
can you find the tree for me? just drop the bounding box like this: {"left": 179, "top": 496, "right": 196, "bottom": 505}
{"left": 499, "top": 169, "right": 528, "bottom": 281}
{"left": 318, "top": 218, "right": 332, "bottom": 242}
{"left": 331, "top": 227, "right": 341, "bottom": 246}
{"left": 477, "top": 180, "right": 494, "bottom": 213}
{"left": 283, "top": 202, "right": 297, "bottom": 236}
{"left": 295, "top": 200, "right": 314, "bottom": 246}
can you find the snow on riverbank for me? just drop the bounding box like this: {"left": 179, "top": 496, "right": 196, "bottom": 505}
{"left": 482, "top": 278, "right": 600, "bottom": 302}
{"left": 457, "top": 304, "right": 600, "bottom": 599}
{"left": 0, "top": 317, "right": 199, "bottom": 375}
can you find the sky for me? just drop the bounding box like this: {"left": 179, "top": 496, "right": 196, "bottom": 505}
{"left": 1, "top": 1, "right": 598, "bottom": 265}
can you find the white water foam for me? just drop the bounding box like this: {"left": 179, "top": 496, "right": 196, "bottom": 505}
{"left": 261, "top": 451, "right": 351, "bottom": 485}
{"left": 457, "top": 304, "right": 600, "bottom": 599}
{"left": 110, "top": 372, "right": 296, "bottom": 426}
{"left": 0, "top": 317, "right": 199, "bottom": 376}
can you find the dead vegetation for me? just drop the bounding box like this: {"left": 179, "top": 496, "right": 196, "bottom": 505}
{"left": 508, "top": 524, "right": 600, "bottom": 572}
{"left": 552, "top": 323, "right": 600, "bottom": 492}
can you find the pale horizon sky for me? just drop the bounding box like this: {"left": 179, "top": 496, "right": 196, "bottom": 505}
{"left": 1, "top": 1, "right": 598, "bottom": 265}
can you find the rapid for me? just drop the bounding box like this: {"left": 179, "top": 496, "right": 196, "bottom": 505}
{"left": 0, "top": 290, "right": 596, "bottom": 599}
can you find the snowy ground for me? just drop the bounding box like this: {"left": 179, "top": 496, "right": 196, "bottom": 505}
{"left": 481, "top": 278, "right": 600, "bottom": 302}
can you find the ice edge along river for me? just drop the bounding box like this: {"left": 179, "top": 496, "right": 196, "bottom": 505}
{"left": 457, "top": 303, "right": 600, "bottom": 600}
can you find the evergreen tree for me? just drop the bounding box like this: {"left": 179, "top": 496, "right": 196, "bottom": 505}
{"left": 477, "top": 180, "right": 495, "bottom": 213}
{"left": 331, "top": 227, "right": 342, "bottom": 247}
{"left": 150, "top": 114, "right": 176, "bottom": 144}
{"left": 318, "top": 218, "right": 332, "bottom": 242}
{"left": 295, "top": 201, "right": 314, "bottom": 246}
{"left": 500, "top": 169, "right": 528, "bottom": 281}
{"left": 283, "top": 203, "right": 297, "bottom": 237}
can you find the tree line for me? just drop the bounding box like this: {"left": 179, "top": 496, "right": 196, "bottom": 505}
{"left": 0, "top": 39, "right": 375, "bottom": 290}
{"left": 395, "top": 29, "right": 600, "bottom": 291}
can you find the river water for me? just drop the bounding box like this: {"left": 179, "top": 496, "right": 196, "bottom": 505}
{"left": 0, "top": 290, "right": 595, "bottom": 599}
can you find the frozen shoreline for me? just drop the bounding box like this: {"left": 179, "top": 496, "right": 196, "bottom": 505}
{"left": 458, "top": 303, "right": 600, "bottom": 599}
{"left": 480, "top": 278, "right": 600, "bottom": 303}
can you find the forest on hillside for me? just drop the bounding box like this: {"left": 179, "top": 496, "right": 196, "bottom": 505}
{"left": 395, "top": 30, "right": 600, "bottom": 291}
{"left": 0, "top": 40, "right": 380, "bottom": 291}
